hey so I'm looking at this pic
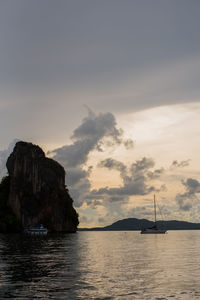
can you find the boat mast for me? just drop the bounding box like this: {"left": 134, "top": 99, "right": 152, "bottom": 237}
{"left": 154, "top": 194, "right": 157, "bottom": 224}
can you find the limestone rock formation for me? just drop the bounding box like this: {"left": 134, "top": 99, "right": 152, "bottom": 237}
{"left": 6, "top": 141, "right": 79, "bottom": 232}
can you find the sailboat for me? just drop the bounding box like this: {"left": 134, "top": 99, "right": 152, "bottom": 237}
{"left": 141, "top": 195, "right": 167, "bottom": 234}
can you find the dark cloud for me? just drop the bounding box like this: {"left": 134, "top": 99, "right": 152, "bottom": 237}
{"left": 0, "top": 139, "right": 19, "bottom": 178}
{"left": 170, "top": 159, "right": 190, "bottom": 169}
{"left": 50, "top": 112, "right": 164, "bottom": 207}
{"left": 72, "top": 110, "right": 123, "bottom": 144}
{"left": 98, "top": 157, "right": 164, "bottom": 185}
{"left": 1, "top": 1, "right": 200, "bottom": 149}
{"left": 91, "top": 182, "right": 154, "bottom": 198}
{"left": 183, "top": 178, "right": 200, "bottom": 193}
{"left": 65, "top": 167, "right": 92, "bottom": 187}
{"left": 50, "top": 110, "right": 133, "bottom": 207}
{"left": 176, "top": 177, "right": 200, "bottom": 211}
{"left": 130, "top": 157, "right": 155, "bottom": 174}
{"left": 147, "top": 168, "right": 165, "bottom": 179}
{"left": 92, "top": 157, "right": 164, "bottom": 203}
{"left": 50, "top": 111, "right": 130, "bottom": 168}
{"left": 66, "top": 172, "right": 91, "bottom": 208}
{"left": 98, "top": 158, "right": 127, "bottom": 178}
{"left": 1, "top": 0, "right": 200, "bottom": 96}
{"left": 176, "top": 196, "right": 193, "bottom": 211}
{"left": 51, "top": 140, "right": 94, "bottom": 169}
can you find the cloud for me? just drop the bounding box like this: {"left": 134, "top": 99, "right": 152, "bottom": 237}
{"left": 123, "top": 139, "right": 134, "bottom": 150}
{"left": 78, "top": 214, "right": 97, "bottom": 226}
{"left": 147, "top": 168, "right": 165, "bottom": 179}
{"left": 92, "top": 157, "right": 164, "bottom": 203}
{"left": 98, "top": 158, "right": 127, "bottom": 179}
{"left": 50, "top": 110, "right": 130, "bottom": 168}
{"left": 170, "top": 159, "right": 190, "bottom": 169}
{"left": 1, "top": 1, "right": 200, "bottom": 152}
{"left": 98, "top": 217, "right": 105, "bottom": 223}
{"left": 65, "top": 167, "right": 92, "bottom": 208}
{"left": 66, "top": 166, "right": 92, "bottom": 186}
{"left": 176, "top": 177, "right": 200, "bottom": 211}
{"left": 130, "top": 157, "right": 155, "bottom": 174}
{"left": 98, "top": 157, "right": 164, "bottom": 184}
{"left": 183, "top": 178, "right": 200, "bottom": 193}
{"left": 0, "top": 139, "right": 19, "bottom": 179}
{"left": 127, "top": 206, "right": 155, "bottom": 218}
{"left": 50, "top": 110, "right": 134, "bottom": 207}
{"left": 176, "top": 195, "right": 193, "bottom": 211}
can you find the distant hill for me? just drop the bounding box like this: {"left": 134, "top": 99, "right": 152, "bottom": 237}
{"left": 78, "top": 218, "right": 200, "bottom": 231}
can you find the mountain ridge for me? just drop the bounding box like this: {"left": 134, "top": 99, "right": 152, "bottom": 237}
{"left": 78, "top": 218, "right": 200, "bottom": 231}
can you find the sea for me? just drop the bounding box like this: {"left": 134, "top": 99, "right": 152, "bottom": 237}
{"left": 0, "top": 231, "right": 200, "bottom": 300}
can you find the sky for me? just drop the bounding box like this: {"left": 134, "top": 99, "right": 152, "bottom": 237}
{"left": 1, "top": 0, "right": 200, "bottom": 227}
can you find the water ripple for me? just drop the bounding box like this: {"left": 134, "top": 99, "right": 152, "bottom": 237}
{"left": 0, "top": 231, "right": 200, "bottom": 299}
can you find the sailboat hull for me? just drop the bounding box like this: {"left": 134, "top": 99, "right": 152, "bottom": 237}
{"left": 141, "top": 195, "right": 167, "bottom": 234}
{"left": 141, "top": 228, "right": 167, "bottom": 234}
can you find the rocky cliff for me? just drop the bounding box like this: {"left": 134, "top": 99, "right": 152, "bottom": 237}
{"left": 5, "top": 141, "right": 78, "bottom": 232}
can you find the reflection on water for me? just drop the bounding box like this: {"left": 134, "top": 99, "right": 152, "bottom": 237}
{"left": 0, "top": 231, "right": 200, "bottom": 299}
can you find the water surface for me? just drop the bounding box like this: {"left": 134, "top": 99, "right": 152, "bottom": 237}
{"left": 0, "top": 231, "right": 200, "bottom": 299}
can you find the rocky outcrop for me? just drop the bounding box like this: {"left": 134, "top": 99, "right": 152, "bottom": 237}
{"left": 6, "top": 141, "right": 79, "bottom": 232}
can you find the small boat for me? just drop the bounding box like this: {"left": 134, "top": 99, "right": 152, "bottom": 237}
{"left": 141, "top": 195, "right": 167, "bottom": 234}
{"left": 24, "top": 224, "right": 48, "bottom": 235}
{"left": 141, "top": 224, "right": 166, "bottom": 234}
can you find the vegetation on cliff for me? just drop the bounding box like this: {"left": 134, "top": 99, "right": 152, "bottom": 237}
{"left": 0, "top": 176, "right": 22, "bottom": 232}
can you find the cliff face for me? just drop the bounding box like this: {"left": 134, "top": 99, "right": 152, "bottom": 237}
{"left": 6, "top": 141, "right": 78, "bottom": 232}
